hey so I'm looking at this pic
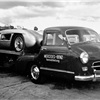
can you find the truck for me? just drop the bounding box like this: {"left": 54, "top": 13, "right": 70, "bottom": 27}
{"left": 1, "top": 26, "right": 100, "bottom": 83}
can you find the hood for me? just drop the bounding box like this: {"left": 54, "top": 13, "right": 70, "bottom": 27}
{"left": 71, "top": 42, "right": 100, "bottom": 59}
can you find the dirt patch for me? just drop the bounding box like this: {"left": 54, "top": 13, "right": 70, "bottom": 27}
{"left": 0, "top": 68, "right": 100, "bottom": 100}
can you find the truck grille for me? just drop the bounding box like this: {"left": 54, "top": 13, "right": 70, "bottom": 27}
{"left": 92, "top": 61, "right": 100, "bottom": 70}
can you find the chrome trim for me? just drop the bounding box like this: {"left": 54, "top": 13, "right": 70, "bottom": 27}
{"left": 75, "top": 74, "right": 100, "bottom": 81}
{"left": 40, "top": 67, "right": 74, "bottom": 74}
{"left": 95, "top": 75, "right": 100, "bottom": 78}
{"left": 92, "top": 61, "right": 100, "bottom": 65}
{"left": 92, "top": 65, "right": 100, "bottom": 68}
{"left": 75, "top": 75, "right": 94, "bottom": 81}
{"left": 92, "top": 61, "right": 100, "bottom": 69}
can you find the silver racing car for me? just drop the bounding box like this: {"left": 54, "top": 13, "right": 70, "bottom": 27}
{"left": 0, "top": 28, "right": 43, "bottom": 53}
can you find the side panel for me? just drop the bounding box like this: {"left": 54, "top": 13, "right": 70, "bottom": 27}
{"left": 40, "top": 46, "right": 75, "bottom": 79}
{"left": 14, "top": 55, "right": 36, "bottom": 74}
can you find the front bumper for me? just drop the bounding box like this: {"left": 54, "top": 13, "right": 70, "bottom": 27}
{"left": 75, "top": 74, "right": 100, "bottom": 81}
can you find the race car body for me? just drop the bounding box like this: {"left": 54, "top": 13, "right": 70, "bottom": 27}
{"left": 0, "top": 28, "right": 42, "bottom": 53}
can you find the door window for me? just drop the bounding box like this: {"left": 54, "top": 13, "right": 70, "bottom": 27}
{"left": 45, "top": 32, "right": 65, "bottom": 46}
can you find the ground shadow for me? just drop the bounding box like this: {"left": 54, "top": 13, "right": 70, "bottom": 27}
{"left": 43, "top": 76, "right": 100, "bottom": 90}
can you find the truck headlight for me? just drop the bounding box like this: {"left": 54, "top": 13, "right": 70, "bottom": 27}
{"left": 80, "top": 52, "right": 89, "bottom": 64}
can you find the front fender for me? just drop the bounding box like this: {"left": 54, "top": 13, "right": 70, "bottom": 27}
{"left": 23, "top": 33, "right": 36, "bottom": 48}
{"left": 67, "top": 49, "right": 85, "bottom": 75}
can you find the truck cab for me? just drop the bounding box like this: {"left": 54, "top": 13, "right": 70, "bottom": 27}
{"left": 26, "top": 26, "right": 100, "bottom": 83}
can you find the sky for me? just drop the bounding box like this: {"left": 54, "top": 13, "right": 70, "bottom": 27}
{"left": 0, "top": 0, "right": 100, "bottom": 33}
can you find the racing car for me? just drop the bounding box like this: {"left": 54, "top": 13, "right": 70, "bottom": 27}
{"left": 0, "top": 28, "right": 43, "bottom": 53}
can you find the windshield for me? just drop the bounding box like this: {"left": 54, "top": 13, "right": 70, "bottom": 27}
{"left": 66, "top": 29, "right": 100, "bottom": 45}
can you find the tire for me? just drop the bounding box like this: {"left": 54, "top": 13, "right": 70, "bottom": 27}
{"left": 13, "top": 35, "right": 25, "bottom": 52}
{"left": 29, "top": 64, "right": 42, "bottom": 84}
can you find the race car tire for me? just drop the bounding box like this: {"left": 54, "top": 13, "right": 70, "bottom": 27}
{"left": 13, "top": 35, "right": 25, "bottom": 52}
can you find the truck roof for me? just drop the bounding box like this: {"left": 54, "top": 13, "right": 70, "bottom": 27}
{"left": 44, "top": 26, "right": 93, "bottom": 35}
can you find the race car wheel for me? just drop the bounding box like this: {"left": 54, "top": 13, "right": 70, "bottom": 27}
{"left": 13, "top": 35, "right": 25, "bottom": 52}
{"left": 29, "top": 64, "right": 42, "bottom": 84}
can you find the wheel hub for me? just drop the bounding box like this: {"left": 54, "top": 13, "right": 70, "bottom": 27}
{"left": 31, "top": 65, "right": 40, "bottom": 80}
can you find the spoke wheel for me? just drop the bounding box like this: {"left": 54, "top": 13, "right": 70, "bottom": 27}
{"left": 31, "top": 65, "right": 40, "bottom": 81}
{"left": 29, "top": 64, "right": 43, "bottom": 84}
{"left": 13, "top": 35, "right": 24, "bottom": 52}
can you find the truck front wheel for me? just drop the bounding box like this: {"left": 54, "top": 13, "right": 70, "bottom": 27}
{"left": 29, "top": 64, "right": 42, "bottom": 84}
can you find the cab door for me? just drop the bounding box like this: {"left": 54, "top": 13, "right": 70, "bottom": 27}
{"left": 40, "top": 31, "right": 74, "bottom": 75}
